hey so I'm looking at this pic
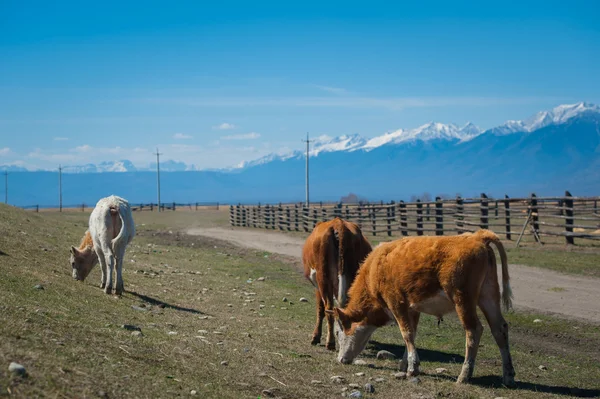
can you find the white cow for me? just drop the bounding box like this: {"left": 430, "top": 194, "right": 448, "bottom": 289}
{"left": 70, "top": 195, "right": 135, "bottom": 295}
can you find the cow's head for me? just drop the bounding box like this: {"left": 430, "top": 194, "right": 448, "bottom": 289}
{"left": 331, "top": 307, "right": 378, "bottom": 365}
{"left": 69, "top": 246, "right": 97, "bottom": 281}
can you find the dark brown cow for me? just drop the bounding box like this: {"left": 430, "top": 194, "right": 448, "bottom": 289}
{"left": 302, "top": 217, "right": 372, "bottom": 350}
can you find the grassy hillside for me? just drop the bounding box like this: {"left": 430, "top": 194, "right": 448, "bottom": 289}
{"left": 1, "top": 205, "right": 599, "bottom": 398}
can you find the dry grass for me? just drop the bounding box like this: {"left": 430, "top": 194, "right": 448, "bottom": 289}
{"left": 1, "top": 205, "right": 600, "bottom": 398}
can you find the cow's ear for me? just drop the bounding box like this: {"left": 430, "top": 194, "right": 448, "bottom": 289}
{"left": 70, "top": 246, "right": 78, "bottom": 256}
{"left": 333, "top": 307, "right": 352, "bottom": 332}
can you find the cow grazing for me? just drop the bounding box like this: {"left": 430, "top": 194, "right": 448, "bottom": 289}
{"left": 70, "top": 195, "right": 135, "bottom": 295}
{"left": 329, "top": 229, "right": 515, "bottom": 386}
{"left": 302, "top": 218, "right": 372, "bottom": 350}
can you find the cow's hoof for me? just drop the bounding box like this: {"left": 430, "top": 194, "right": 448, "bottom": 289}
{"left": 104, "top": 287, "right": 113, "bottom": 295}
{"left": 310, "top": 337, "right": 321, "bottom": 346}
{"left": 456, "top": 375, "right": 470, "bottom": 384}
{"left": 326, "top": 342, "right": 336, "bottom": 351}
{"left": 100, "top": 283, "right": 106, "bottom": 289}
{"left": 407, "top": 369, "right": 420, "bottom": 378}
{"left": 503, "top": 376, "right": 516, "bottom": 388}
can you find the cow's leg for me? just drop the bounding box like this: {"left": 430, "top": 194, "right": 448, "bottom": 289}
{"left": 311, "top": 290, "right": 325, "bottom": 345}
{"left": 97, "top": 248, "right": 107, "bottom": 289}
{"left": 455, "top": 298, "right": 483, "bottom": 384}
{"left": 324, "top": 295, "right": 336, "bottom": 351}
{"left": 114, "top": 246, "right": 126, "bottom": 295}
{"left": 103, "top": 249, "right": 115, "bottom": 295}
{"left": 399, "top": 310, "right": 421, "bottom": 372}
{"left": 392, "top": 306, "right": 420, "bottom": 376}
{"left": 479, "top": 295, "right": 516, "bottom": 387}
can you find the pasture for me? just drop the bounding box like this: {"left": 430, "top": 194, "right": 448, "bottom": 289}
{"left": 1, "top": 205, "right": 600, "bottom": 398}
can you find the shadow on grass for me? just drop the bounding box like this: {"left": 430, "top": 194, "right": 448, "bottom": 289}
{"left": 366, "top": 340, "right": 465, "bottom": 364}
{"left": 0, "top": 249, "right": 8, "bottom": 256}
{"left": 471, "top": 375, "right": 600, "bottom": 398}
{"left": 127, "top": 291, "right": 209, "bottom": 315}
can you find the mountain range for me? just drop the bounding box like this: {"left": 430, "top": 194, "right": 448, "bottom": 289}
{"left": 1, "top": 102, "right": 599, "bottom": 206}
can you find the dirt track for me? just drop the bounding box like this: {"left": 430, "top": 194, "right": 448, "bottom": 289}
{"left": 188, "top": 227, "right": 600, "bottom": 324}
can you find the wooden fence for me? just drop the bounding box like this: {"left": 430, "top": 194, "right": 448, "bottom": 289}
{"left": 20, "top": 202, "right": 220, "bottom": 212}
{"left": 229, "top": 191, "right": 600, "bottom": 245}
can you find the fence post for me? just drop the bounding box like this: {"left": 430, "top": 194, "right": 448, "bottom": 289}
{"left": 565, "top": 190, "right": 574, "bottom": 245}
{"left": 386, "top": 201, "right": 394, "bottom": 237}
{"left": 322, "top": 206, "right": 327, "bottom": 222}
{"left": 435, "top": 197, "right": 443, "bottom": 235}
{"left": 357, "top": 205, "right": 363, "bottom": 229}
{"left": 416, "top": 200, "right": 423, "bottom": 236}
{"left": 371, "top": 205, "right": 377, "bottom": 236}
{"left": 504, "top": 195, "right": 511, "bottom": 240}
{"left": 313, "top": 208, "right": 318, "bottom": 230}
{"left": 455, "top": 196, "right": 464, "bottom": 233}
{"left": 81, "top": 203, "right": 85, "bottom": 212}
{"left": 345, "top": 205, "right": 350, "bottom": 221}
{"left": 426, "top": 203, "right": 431, "bottom": 222}
{"left": 480, "top": 193, "right": 489, "bottom": 229}
{"left": 530, "top": 193, "right": 539, "bottom": 236}
{"left": 303, "top": 206, "right": 309, "bottom": 232}
{"left": 150, "top": 203, "right": 153, "bottom": 211}
{"left": 264, "top": 205, "right": 270, "bottom": 229}
{"left": 36, "top": 205, "right": 39, "bottom": 213}
{"left": 294, "top": 204, "right": 299, "bottom": 231}
{"left": 173, "top": 202, "right": 176, "bottom": 211}
{"left": 229, "top": 205, "right": 234, "bottom": 226}
{"left": 399, "top": 200, "right": 407, "bottom": 236}
{"left": 286, "top": 206, "right": 291, "bottom": 231}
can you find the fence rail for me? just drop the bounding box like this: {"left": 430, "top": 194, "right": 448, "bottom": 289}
{"left": 229, "top": 191, "right": 600, "bottom": 245}
{"left": 20, "top": 202, "right": 220, "bottom": 212}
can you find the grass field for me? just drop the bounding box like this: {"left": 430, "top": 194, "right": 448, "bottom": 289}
{"left": 1, "top": 206, "right": 600, "bottom": 398}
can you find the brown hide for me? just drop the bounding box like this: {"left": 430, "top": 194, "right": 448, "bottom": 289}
{"left": 302, "top": 217, "right": 372, "bottom": 349}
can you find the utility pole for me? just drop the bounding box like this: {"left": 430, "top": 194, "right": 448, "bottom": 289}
{"left": 302, "top": 133, "right": 313, "bottom": 207}
{"left": 154, "top": 148, "right": 162, "bottom": 212}
{"left": 58, "top": 165, "right": 63, "bottom": 212}
{"left": 4, "top": 171, "right": 7, "bottom": 204}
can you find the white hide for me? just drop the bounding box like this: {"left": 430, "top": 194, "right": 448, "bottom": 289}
{"left": 308, "top": 268, "right": 318, "bottom": 287}
{"left": 335, "top": 321, "right": 378, "bottom": 364}
{"left": 89, "top": 195, "right": 135, "bottom": 294}
{"left": 409, "top": 290, "right": 455, "bottom": 318}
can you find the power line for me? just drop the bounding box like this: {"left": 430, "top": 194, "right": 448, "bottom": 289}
{"left": 154, "top": 148, "right": 162, "bottom": 212}
{"left": 301, "top": 133, "right": 314, "bottom": 207}
{"left": 58, "top": 165, "right": 63, "bottom": 212}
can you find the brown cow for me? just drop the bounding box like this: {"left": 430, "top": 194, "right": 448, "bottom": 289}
{"left": 329, "top": 229, "right": 515, "bottom": 386}
{"left": 302, "top": 218, "right": 372, "bottom": 350}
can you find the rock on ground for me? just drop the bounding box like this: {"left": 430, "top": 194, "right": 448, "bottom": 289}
{"left": 8, "top": 362, "right": 26, "bottom": 377}
{"left": 364, "top": 383, "right": 375, "bottom": 393}
{"left": 376, "top": 350, "right": 396, "bottom": 360}
{"left": 393, "top": 372, "right": 407, "bottom": 379}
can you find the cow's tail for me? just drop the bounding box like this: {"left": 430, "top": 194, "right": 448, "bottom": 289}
{"left": 477, "top": 230, "right": 513, "bottom": 311}
{"left": 332, "top": 221, "right": 348, "bottom": 307}
{"left": 110, "top": 205, "right": 126, "bottom": 256}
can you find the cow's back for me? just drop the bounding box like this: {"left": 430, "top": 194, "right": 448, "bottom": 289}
{"left": 361, "top": 234, "right": 489, "bottom": 307}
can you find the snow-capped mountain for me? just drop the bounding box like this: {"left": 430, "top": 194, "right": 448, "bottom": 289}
{"left": 3, "top": 102, "right": 597, "bottom": 176}
{"left": 310, "top": 133, "right": 367, "bottom": 155}
{"left": 493, "top": 102, "right": 600, "bottom": 135}
{"left": 63, "top": 160, "right": 138, "bottom": 173}
{"left": 3, "top": 101, "right": 599, "bottom": 205}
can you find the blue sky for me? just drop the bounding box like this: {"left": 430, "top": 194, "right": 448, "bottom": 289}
{"left": 1, "top": 0, "right": 599, "bottom": 170}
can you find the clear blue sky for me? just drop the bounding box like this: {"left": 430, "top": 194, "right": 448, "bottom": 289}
{"left": 1, "top": 0, "right": 599, "bottom": 170}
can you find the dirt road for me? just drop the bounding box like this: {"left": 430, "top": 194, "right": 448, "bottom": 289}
{"left": 187, "top": 227, "right": 600, "bottom": 324}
